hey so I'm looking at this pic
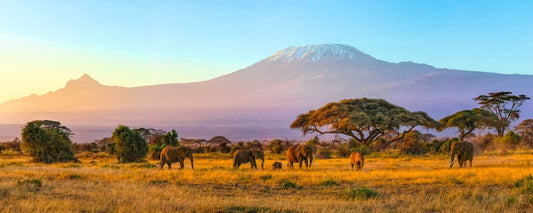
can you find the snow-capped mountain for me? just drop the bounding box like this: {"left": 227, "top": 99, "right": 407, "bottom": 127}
{"left": 265, "top": 44, "right": 373, "bottom": 63}
{"left": 1, "top": 44, "right": 531, "bottom": 141}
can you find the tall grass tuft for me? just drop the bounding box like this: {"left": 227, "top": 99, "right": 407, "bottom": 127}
{"left": 344, "top": 187, "right": 379, "bottom": 200}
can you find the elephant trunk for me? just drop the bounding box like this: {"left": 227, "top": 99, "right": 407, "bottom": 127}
{"left": 159, "top": 154, "right": 165, "bottom": 169}
{"left": 189, "top": 154, "right": 194, "bottom": 170}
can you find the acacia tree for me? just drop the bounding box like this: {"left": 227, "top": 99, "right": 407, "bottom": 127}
{"left": 514, "top": 119, "right": 533, "bottom": 146}
{"left": 290, "top": 98, "right": 439, "bottom": 147}
{"left": 112, "top": 125, "right": 148, "bottom": 163}
{"left": 21, "top": 120, "right": 77, "bottom": 163}
{"left": 438, "top": 108, "right": 499, "bottom": 141}
{"left": 474, "top": 91, "right": 530, "bottom": 137}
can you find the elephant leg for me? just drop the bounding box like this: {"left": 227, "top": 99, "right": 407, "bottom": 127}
{"left": 167, "top": 163, "right": 171, "bottom": 169}
{"left": 237, "top": 163, "right": 241, "bottom": 168}
{"left": 233, "top": 161, "right": 237, "bottom": 168}
{"left": 179, "top": 159, "right": 185, "bottom": 169}
{"left": 351, "top": 163, "right": 354, "bottom": 170}
{"left": 304, "top": 158, "right": 308, "bottom": 168}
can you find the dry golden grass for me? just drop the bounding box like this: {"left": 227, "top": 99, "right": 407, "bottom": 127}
{"left": 1, "top": 150, "right": 533, "bottom": 212}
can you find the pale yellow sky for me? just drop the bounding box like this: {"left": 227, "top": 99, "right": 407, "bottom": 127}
{"left": 0, "top": 36, "right": 240, "bottom": 103}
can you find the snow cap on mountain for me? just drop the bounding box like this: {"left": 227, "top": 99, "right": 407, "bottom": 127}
{"left": 266, "top": 44, "right": 373, "bottom": 63}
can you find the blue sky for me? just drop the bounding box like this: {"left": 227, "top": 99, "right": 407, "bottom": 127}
{"left": 1, "top": 1, "right": 532, "bottom": 102}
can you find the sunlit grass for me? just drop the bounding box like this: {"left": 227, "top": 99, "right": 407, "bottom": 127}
{"left": 1, "top": 150, "right": 532, "bottom": 212}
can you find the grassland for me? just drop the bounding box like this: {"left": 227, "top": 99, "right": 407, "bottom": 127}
{"left": 1, "top": 151, "right": 533, "bottom": 212}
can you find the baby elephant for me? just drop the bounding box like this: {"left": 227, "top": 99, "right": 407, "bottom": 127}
{"left": 272, "top": 161, "right": 282, "bottom": 170}
{"left": 350, "top": 152, "right": 364, "bottom": 170}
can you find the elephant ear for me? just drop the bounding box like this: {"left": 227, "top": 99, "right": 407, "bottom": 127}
{"left": 251, "top": 150, "right": 259, "bottom": 158}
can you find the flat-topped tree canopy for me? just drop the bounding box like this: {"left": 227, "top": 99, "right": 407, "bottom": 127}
{"left": 474, "top": 91, "right": 530, "bottom": 137}
{"left": 437, "top": 108, "right": 500, "bottom": 141}
{"left": 290, "top": 98, "right": 439, "bottom": 147}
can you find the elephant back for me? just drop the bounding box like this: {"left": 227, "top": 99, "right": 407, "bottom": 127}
{"left": 350, "top": 152, "right": 363, "bottom": 164}
{"left": 286, "top": 145, "right": 299, "bottom": 162}
{"left": 233, "top": 149, "right": 252, "bottom": 163}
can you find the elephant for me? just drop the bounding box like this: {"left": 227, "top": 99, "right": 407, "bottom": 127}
{"left": 350, "top": 152, "right": 364, "bottom": 170}
{"left": 287, "top": 144, "right": 313, "bottom": 169}
{"left": 233, "top": 149, "right": 265, "bottom": 170}
{"left": 159, "top": 146, "right": 194, "bottom": 170}
{"left": 272, "top": 161, "right": 282, "bottom": 170}
{"left": 449, "top": 142, "right": 474, "bottom": 168}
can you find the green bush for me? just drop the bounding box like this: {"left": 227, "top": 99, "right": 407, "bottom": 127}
{"left": 148, "top": 144, "right": 165, "bottom": 160}
{"left": 496, "top": 131, "right": 522, "bottom": 149}
{"left": 267, "top": 139, "right": 284, "bottom": 154}
{"left": 351, "top": 145, "right": 372, "bottom": 155}
{"left": 162, "top": 129, "right": 179, "bottom": 146}
{"left": 344, "top": 187, "right": 379, "bottom": 200}
{"left": 319, "top": 178, "right": 340, "bottom": 186}
{"left": 230, "top": 144, "right": 244, "bottom": 155}
{"left": 280, "top": 179, "right": 298, "bottom": 189}
{"left": 17, "top": 179, "right": 42, "bottom": 191}
{"left": 336, "top": 143, "right": 351, "bottom": 157}
{"left": 260, "top": 174, "right": 273, "bottom": 181}
{"left": 439, "top": 138, "right": 459, "bottom": 153}
{"left": 112, "top": 125, "right": 148, "bottom": 163}
{"left": 514, "top": 174, "right": 533, "bottom": 192}
{"left": 316, "top": 148, "right": 332, "bottom": 159}
{"left": 21, "top": 120, "right": 77, "bottom": 163}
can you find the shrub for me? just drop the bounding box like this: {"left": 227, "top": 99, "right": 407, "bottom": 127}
{"left": 230, "top": 144, "right": 244, "bottom": 155}
{"left": 17, "top": 179, "right": 42, "bottom": 191}
{"left": 495, "top": 131, "right": 522, "bottom": 149}
{"left": 149, "top": 179, "right": 169, "bottom": 185}
{"left": 244, "top": 140, "right": 262, "bottom": 149}
{"left": 399, "top": 140, "right": 428, "bottom": 156}
{"left": 112, "top": 125, "right": 148, "bottom": 163}
{"left": 224, "top": 206, "right": 269, "bottom": 213}
{"left": 306, "top": 136, "right": 320, "bottom": 147}
{"left": 148, "top": 144, "right": 165, "bottom": 160}
{"left": 219, "top": 142, "right": 231, "bottom": 153}
{"left": 514, "top": 174, "right": 533, "bottom": 192}
{"left": 336, "top": 143, "right": 351, "bottom": 157}
{"left": 21, "top": 120, "right": 77, "bottom": 163}
{"left": 267, "top": 139, "right": 284, "bottom": 154}
{"left": 344, "top": 187, "right": 379, "bottom": 200}
{"left": 0, "top": 138, "right": 22, "bottom": 154}
{"left": 161, "top": 129, "right": 179, "bottom": 146}
{"left": 439, "top": 138, "right": 459, "bottom": 153}
{"left": 316, "top": 148, "right": 332, "bottom": 159}
{"left": 260, "top": 174, "right": 273, "bottom": 181}
{"left": 280, "top": 179, "right": 298, "bottom": 189}
{"left": 319, "top": 178, "right": 340, "bottom": 186}
{"left": 352, "top": 145, "right": 372, "bottom": 155}
{"left": 398, "top": 131, "right": 429, "bottom": 155}
{"left": 372, "top": 138, "right": 388, "bottom": 151}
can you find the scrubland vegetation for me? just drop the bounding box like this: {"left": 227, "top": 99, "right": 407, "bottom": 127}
{"left": 1, "top": 150, "right": 533, "bottom": 212}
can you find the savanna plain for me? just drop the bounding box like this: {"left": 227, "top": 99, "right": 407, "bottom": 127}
{"left": 1, "top": 151, "right": 533, "bottom": 213}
